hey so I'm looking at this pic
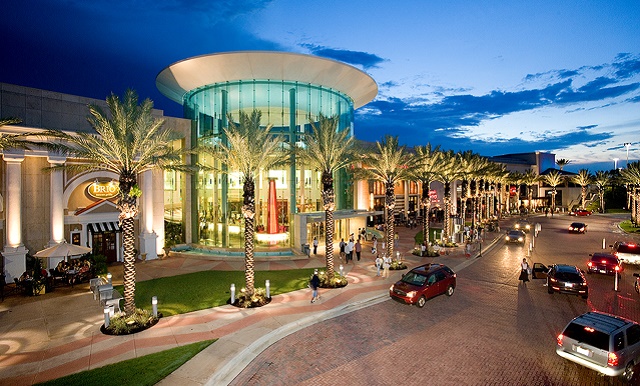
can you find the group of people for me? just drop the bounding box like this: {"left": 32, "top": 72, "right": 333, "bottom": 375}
{"left": 338, "top": 236, "right": 363, "bottom": 263}
{"left": 54, "top": 259, "right": 93, "bottom": 284}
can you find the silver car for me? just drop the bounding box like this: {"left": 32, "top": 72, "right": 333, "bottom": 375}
{"left": 556, "top": 311, "right": 640, "bottom": 382}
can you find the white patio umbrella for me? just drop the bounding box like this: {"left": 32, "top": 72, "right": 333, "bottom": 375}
{"left": 35, "top": 242, "right": 92, "bottom": 268}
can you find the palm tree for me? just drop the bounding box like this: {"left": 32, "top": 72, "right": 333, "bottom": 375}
{"left": 42, "top": 90, "right": 186, "bottom": 316}
{"left": 572, "top": 169, "right": 593, "bottom": 209}
{"left": 359, "top": 136, "right": 414, "bottom": 260}
{"left": 508, "top": 171, "right": 525, "bottom": 213}
{"left": 556, "top": 158, "right": 571, "bottom": 171}
{"left": 544, "top": 170, "right": 565, "bottom": 216}
{"left": 410, "top": 144, "right": 441, "bottom": 246}
{"left": 435, "top": 150, "right": 462, "bottom": 243}
{"left": 522, "top": 169, "right": 540, "bottom": 212}
{"left": 593, "top": 170, "right": 612, "bottom": 213}
{"left": 0, "top": 117, "right": 38, "bottom": 150}
{"left": 620, "top": 161, "right": 640, "bottom": 226}
{"left": 200, "top": 110, "right": 289, "bottom": 297}
{"left": 297, "top": 114, "right": 356, "bottom": 278}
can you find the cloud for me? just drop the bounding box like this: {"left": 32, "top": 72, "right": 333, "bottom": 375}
{"left": 300, "top": 44, "right": 386, "bottom": 69}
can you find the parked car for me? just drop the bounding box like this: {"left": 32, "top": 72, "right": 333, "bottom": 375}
{"left": 610, "top": 241, "right": 640, "bottom": 265}
{"left": 587, "top": 253, "right": 622, "bottom": 276}
{"left": 556, "top": 311, "right": 640, "bottom": 381}
{"left": 514, "top": 219, "right": 531, "bottom": 232}
{"left": 505, "top": 229, "right": 526, "bottom": 244}
{"left": 546, "top": 264, "right": 589, "bottom": 299}
{"left": 568, "top": 222, "right": 587, "bottom": 234}
{"left": 571, "top": 208, "right": 592, "bottom": 216}
{"left": 389, "top": 263, "right": 456, "bottom": 307}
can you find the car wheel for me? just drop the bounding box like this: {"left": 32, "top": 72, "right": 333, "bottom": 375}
{"left": 445, "top": 285, "right": 455, "bottom": 296}
{"left": 622, "top": 362, "right": 635, "bottom": 382}
{"left": 416, "top": 296, "right": 427, "bottom": 308}
{"left": 582, "top": 292, "right": 589, "bottom": 299}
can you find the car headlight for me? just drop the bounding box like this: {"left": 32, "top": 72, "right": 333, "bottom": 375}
{"left": 518, "top": 237, "right": 524, "bottom": 242}
{"left": 505, "top": 236, "right": 510, "bottom": 241}
{"left": 525, "top": 224, "right": 531, "bottom": 229}
{"left": 389, "top": 284, "right": 395, "bottom": 291}
{"left": 405, "top": 291, "right": 417, "bottom": 299}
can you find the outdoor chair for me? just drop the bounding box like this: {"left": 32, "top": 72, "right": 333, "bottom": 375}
{"left": 49, "top": 269, "right": 65, "bottom": 287}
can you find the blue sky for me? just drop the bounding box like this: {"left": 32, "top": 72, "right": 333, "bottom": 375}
{"left": 2, "top": 0, "right": 639, "bottom": 172}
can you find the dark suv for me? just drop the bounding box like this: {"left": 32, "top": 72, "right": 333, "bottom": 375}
{"left": 546, "top": 264, "right": 588, "bottom": 299}
{"left": 389, "top": 263, "right": 456, "bottom": 308}
{"left": 556, "top": 311, "right": 640, "bottom": 381}
{"left": 587, "top": 253, "right": 622, "bottom": 276}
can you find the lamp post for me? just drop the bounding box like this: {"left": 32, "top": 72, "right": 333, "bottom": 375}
{"left": 624, "top": 143, "right": 631, "bottom": 167}
{"left": 613, "top": 158, "right": 619, "bottom": 170}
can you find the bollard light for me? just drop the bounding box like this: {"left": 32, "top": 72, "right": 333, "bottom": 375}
{"left": 339, "top": 264, "right": 344, "bottom": 276}
{"left": 396, "top": 251, "right": 400, "bottom": 261}
{"left": 615, "top": 266, "right": 620, "bottom": 292}
{"left": 265, "top": 280, "right": 271, "bottom": 298}
{"left": 230, "top": 284, "right": 236, "bottom": 304}
{"left": 603, "top": 238, "right": 606, "bottom": 250}
{"left": 103, "top": 306, "right": 110, "bottom": 328}
{"left": 152, "top": 296, "right": 158, "bottom": 318}
{"left": 107, "top": 272, "right": 112, "bottom": 285}
{"left": 532, "top": 236, "right": 535, "bottom": 248}
{"left": 529, "top": 242, "right": 533, "bottom": 253}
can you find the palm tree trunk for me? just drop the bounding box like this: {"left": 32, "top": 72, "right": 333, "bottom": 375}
{"left": 322, "top": 171, "right": 335, "bottom": 277}
{"left": 385, "top": 181, "right": 395, "bottom": 259}
{"left": 421, "top": 181, "right": 431, "bottom": 245}
{"left": 443, "top": 181, "right": 451, "bottom": 242}
{"left": 122, "top": 216, "right": 136, "bottom": 315}
{"left": 243, "top": 176, "right": 256, "bottom": 296}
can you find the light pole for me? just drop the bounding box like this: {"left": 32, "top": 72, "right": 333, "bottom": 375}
{"left": 624, "top": 143, "right": 631, "bottom": 167}
{"left": 613, "top": 158, "right": 619, "bottom": 170}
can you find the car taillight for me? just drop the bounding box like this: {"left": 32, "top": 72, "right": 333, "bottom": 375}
{"left": 587, "top": 262, "right": 593, "bottom": 268}
{"left": 608, "top": 352, "right": 619, "bottom": 367}
{"left": 557, "top": 334, "right": 564, "bottom": 346}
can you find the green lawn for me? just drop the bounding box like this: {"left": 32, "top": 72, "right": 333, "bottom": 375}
{"left": 37, "top": 340, "right": 215, "bottom": 386}
{"left": 620, "top": 220, "right": 640, "bottom": 233}
{"left": 114, "top": 268, "right": 317, "bottom": 316}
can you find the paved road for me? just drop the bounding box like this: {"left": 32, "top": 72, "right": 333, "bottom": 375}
{"left": 231, "top": 214, "right": 640, "bottom": 385}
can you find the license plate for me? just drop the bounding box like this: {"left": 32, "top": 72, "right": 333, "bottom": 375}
{"left": 599, "top": 270, "right": 606, "bottom": 273}
{"left": 565, "top": 283, "right": 573, "bottom": 287}
{"left": 576, "top": 346, "right": 591, "bottom": 356}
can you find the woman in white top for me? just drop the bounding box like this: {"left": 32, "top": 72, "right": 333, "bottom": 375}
{"left": 519, "top": 258, "right": 530, "bottom": 285}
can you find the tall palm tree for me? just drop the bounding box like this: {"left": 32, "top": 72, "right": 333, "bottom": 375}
{"left": 0, "top": 117, "right": 38, "bottom": 150}
{"left": 410, "top": 144, "right": 441, "bottom": 245}
{"left": 522, "top": 169, "right": 540, "bottom": 212}
{"left": 297, "top": 114, "right": 356, "bottom": 278}
{"left": 556, "top": 158, "right": 571, "bottom": 171}
{"left": 359, "top": 136, "right": 414, "bottom": 259}
{"left": 593, "top": 170, "right": 612, "bottom": 213}
{"left": 544, "top": 170, "right": 564, "bottom": 216}
{"left": 508, "top": 171, "right": 525, "bottom": 213}
{"left": 572, "top": 169, "right": 593, "bottom": 209}
{"left": 456, "top": 151, "right": 480, "bottom": 228}
{"left": 435, "top": 150, "right": 462, "bottom": 243}
{"left": 620, "top": 161, "right": 640, "bottom": 226}
{"left": 200, "top": 110, "right": 289, "bottom": 297}
{"left": 42, "top": 90, "right": 186, "bottom": 316}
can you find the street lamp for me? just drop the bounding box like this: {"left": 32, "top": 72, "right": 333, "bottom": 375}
{"left": 624, "top": 143, "right": 631, "bottom": 167}
{"left": 613, "top": 158, "right": 619, "bottom": 170}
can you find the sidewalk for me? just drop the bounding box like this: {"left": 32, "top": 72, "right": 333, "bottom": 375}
{"left": 0, "top": 225, "right": 504, "bottom": 385}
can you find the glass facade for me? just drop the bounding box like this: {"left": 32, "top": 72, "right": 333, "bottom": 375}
{"left": 183, "top": 80, "right": 355, "bottom": 248}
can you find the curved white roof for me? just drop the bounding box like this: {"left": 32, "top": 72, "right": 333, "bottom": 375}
{"left": 156, "top": 51, "right": 378, "bottom": 109}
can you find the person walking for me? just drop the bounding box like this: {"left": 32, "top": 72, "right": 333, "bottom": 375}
{"left": 375, "top": 255, "right": 383, "bottom": 276}
{"left": 310, "top": 269, "right": 320, "bottom": 303}
{"left": 382, "top": 255, "right": 391, "bottom": 278}
{"left": 312, "top": 237, "right": 318, "bottom": 255}
{"left": 372, "top": 235, "right": 378, "bottom": 254}
{"left": 339, "top": 238, "right": 346, "bottom": 261}
{"left": 519, "top": 258, "right": 530, "bottom": 285}
{"left": 345, "top": 239, "right": 354, "bottom": 263}
{"left": 355, "top": 240, "right": 362, "bottom": 261}
{"left": 394, "top": 232, "right": 399, "bottom": 249}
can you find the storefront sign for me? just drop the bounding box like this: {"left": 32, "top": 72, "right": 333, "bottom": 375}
{"left": 87, "top": 181, "right": 120, "bottom": 199}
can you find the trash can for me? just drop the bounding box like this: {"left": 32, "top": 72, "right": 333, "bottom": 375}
{"left": 302, "top": 243, "right": 310, "bottom": 257}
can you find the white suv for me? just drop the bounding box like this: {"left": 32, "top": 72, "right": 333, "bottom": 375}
{"left": 556, "top": 311, "right": 640, "bottom": 382}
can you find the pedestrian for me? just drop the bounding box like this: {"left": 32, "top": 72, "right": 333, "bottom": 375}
{"left": 383, "top": 255, "right": 391, "bottom": 278}
{"left": 519, "top": 258, "right": 530, "bottom": 285}
{"left": 312, "top": 237, "right": 318, "bottom": 255}
{"left": 346, "top": 239, "right": 354, "bottom": 263}
{"left": 339, "top": 238, "right": 346, "bottom": 261}
{"left": 372, "top": 236, "right": 378, "bottom": 254}
{"left": 394, "top": 232, "right": 399, "bottom": 249}
{"left": 375, "top": 255, "right": 383, "bottom": 276}
{"left": 355, "top": 240, "right": 362, "bottom": 261}
{"left": 310, "top": 269, "right": 320, "bottom": 303}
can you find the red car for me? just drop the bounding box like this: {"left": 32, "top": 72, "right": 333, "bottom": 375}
{"left": 573, "top": 209, "right": 592, "bottom": 216}
{"left": 587, "top": 253, "right": 622, "bottom": 276}
{"left": 389, "top": 263, "right": 456, "bottom": 307}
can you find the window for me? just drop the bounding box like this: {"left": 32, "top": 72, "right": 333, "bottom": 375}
{"left": 563, "top": 323, "right": 610, "bottom": 351}
{"left": 626, "top": 324, "right": 640, "bottom": 346}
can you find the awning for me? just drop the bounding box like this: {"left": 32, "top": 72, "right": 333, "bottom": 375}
{"left": 88, "top": 221, "right": 121, "bottom": 233}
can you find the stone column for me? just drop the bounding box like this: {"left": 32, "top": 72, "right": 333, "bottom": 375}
{"left": 3, "top": 151, "right": 28, "bottom": 281}
{"left": 139, "top": 169, "right": 158, "bottom": 259}
{"left": 48, "top": 155, "right": 66, "bottom": 246}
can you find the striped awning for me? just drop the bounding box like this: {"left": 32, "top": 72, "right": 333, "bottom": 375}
{"left": 87, "top": 221, "right": 121, "bottom": 233}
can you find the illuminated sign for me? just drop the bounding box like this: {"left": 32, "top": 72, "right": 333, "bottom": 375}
{"left": 429, "top": 189, "right": 438, "bottom": 202}
{"left": 87, "top": 181, "right": 120, "bottom": 199}
{"left": 509, "top": 186, "right": 517, "bottom": 196}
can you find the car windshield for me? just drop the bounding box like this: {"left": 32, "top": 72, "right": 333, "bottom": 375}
{"left": 563, "top": 322, "right": 609, "bottom": 351}
{"left": 508, "top": 231, "right": 522, "bottom": 236}
{"left": 401, "top": 272, "right": 427, "bottom": 286}
{"left": 571, "top": 223, "right": 584, "bottom": 227}
{"left": 555, "top": 272, "right": 582, "bottom": 282}
{"left": 617, "top": 244, "right": 640, "bottom": 254}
